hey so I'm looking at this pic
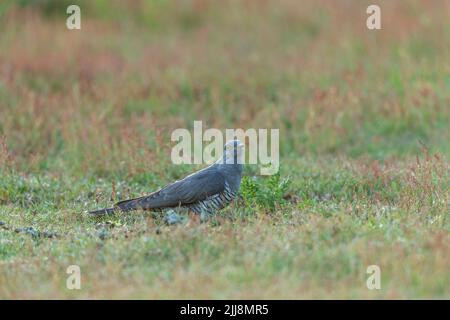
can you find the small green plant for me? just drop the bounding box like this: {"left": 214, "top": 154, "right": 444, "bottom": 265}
{"left": 241, "top": 172, "right": 291, "bottom": 211}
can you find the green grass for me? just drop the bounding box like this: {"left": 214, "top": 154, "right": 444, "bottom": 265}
{"left": 0, "top": 0, "right": 449, "bottom": 299}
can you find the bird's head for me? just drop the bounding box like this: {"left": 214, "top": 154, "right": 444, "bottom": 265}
{"left": 221, "top": 139, "right": 245, "bottom": 165}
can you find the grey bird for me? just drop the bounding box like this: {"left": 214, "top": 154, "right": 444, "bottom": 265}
{"left": 89, "top": 140, "right": 244, "bottom": 221}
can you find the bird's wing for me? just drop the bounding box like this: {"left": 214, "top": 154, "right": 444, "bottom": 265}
{"left": 115, "top": 167, "right": 225, "bottom": 211}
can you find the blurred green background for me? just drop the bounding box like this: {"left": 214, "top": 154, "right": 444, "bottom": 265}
{"left": 0, "top": 0, "right": 448, "bottom": 176}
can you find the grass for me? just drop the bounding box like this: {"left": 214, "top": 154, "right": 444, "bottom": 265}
{"left": 0, "top": 0, "right": 449, "bottom": 299}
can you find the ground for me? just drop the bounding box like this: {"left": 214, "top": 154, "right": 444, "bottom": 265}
{"left": 0, "top": 0, "right": 449, "bottom": 299}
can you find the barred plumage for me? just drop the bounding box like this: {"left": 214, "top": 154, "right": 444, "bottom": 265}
{"left": 189, "top": 182, "right": 237, "bottom": 215}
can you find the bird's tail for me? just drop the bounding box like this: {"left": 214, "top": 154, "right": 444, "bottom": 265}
{"left": 89, "top": 196, "right": 148, "bottom": 216}
{"left": 114, "top": 197, "right": 143, "bottom": 211}
{"left": 88, "top": 207, "right": 116, "bottom": 216}
{"left": 89, "top": 198, "right": 143, "bottom": 215}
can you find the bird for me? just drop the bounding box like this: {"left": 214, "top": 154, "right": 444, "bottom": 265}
{"left": 88, "top": 140, "right": 244, "bottom": 221}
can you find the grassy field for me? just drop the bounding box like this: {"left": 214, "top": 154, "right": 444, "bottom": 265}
{"left": 0, "top": 0, "right": 449, "bottom": 299}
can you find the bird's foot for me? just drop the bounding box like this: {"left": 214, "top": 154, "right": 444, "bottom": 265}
{"left": 163, "top": 210, "right": 186, "bottom": 225}
{"left": 200, "top": 211, "right": 211, "bottom": 223}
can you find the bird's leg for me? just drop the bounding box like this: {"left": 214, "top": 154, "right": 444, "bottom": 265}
{"left": 163, "top": 208, "right": 187, "bottom": 225}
